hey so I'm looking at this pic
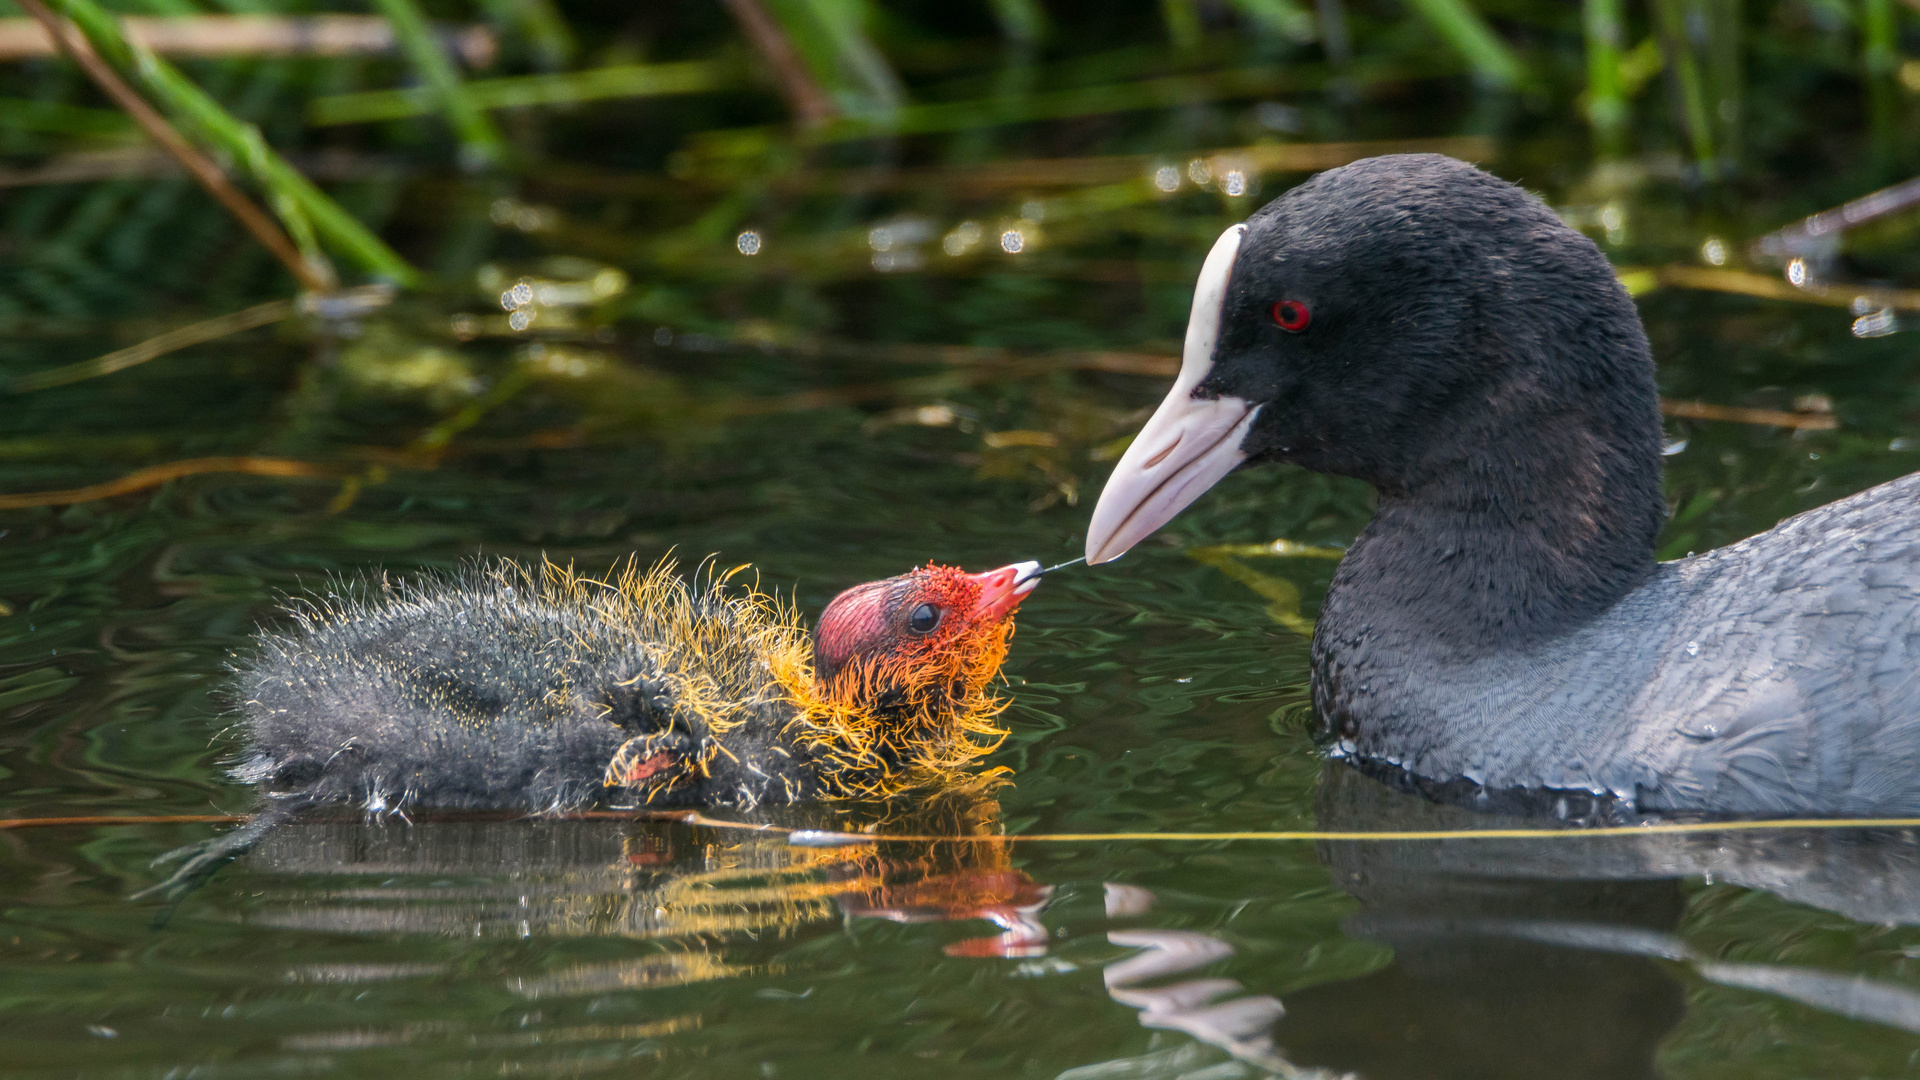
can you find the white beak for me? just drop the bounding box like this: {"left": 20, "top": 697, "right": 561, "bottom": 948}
{"left": 1085, "top": 224, "right": 1258, "bottom": 565}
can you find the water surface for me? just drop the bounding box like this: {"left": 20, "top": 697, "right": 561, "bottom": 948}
{"left": 7, "top": 94, "right": 1920, "bottom": 1078}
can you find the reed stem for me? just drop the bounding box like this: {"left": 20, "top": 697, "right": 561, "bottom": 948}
{"left": 14, "top": 0, "right": 334, "bottom": 293}
{"left": 1402, "top": 0, "right": 1525, "bottom": 88}
{"left": 43, "top": 0, "right": 419, "bottom": 284}
{"left": 366, "top": 0, "right": 506, "bottom": 169}
{"left": 1653, "top": 0, "right": 1718, "bottom": 181}
{"left": 309, "top": 61, "right": 725, "bottom": 126}
{"left": 1161, "top": 0, "right": 1204, "bottom": 51}
{"left": 1583, "top": 0, "right": 1627, "bottom": 156}
{"left": 720, "top": 0, "right": 837, "bottom": 128}
{"left": 1864, "top": 0, "right": 1898, "bottom": 164}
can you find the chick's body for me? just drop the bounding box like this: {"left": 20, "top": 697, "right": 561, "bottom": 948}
{"left": 238, "top": 561, "right": 818, "bottom": 812}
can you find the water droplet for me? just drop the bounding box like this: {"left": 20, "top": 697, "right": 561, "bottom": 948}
{"left": 1853, "top": 309, "right": 1898, "bottom": 338}
{"left": 736, "top": 231, "right": 763, "bottom": 256}
{"left": 942, "top": 220, "right": 983, "bottom": 256}
{"left": 1255, "top": 101, "right": 1302, "bottom": 132}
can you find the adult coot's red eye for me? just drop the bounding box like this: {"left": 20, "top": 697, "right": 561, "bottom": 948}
{"left": 1270, "top": 300, "right": 1311, "bottom": 332}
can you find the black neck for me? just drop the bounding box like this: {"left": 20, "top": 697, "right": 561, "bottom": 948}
{"left": 1319, "top": 397, "right": 1666, "bottom": 655}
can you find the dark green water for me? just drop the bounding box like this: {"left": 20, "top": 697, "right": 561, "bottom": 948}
{"left": 9, "top": 141, "right": 1920, "bottom": 1076}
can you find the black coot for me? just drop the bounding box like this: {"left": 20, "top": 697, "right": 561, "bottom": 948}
{"left": 1086, "top": 154, "right": 1920, "bottom": 816}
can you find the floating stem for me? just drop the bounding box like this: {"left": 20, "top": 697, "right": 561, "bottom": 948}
{"left": 310, "top": 61, "right": 727, "bottom": 126}
{"left": 0, "top": 457, "right": 339, "bottom": 510}
{"left": 8, "top": 299, "right": 295, "bottom": 392}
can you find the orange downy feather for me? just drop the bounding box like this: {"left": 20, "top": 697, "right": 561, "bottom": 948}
{"left": 579, "top": 557, "right": 1014, "bottom": 802}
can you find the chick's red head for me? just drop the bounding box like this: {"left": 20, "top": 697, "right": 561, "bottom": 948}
{"left": 813, "top": 561, "right": 1040, "bottom": 707}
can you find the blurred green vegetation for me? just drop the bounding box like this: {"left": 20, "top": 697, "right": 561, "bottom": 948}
{"left": 3, "top": 0, "right": 1918, "bottom": 526}
{"left": 3, "top": 0, "right": 1918, "bottom": 315}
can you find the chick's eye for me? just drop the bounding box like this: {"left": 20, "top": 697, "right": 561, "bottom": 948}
{"left": 907, "top": 603, "right": 942, "bottom": 634}
{"left": 1270, "top": 300, "right": 1311, "bottom": 332}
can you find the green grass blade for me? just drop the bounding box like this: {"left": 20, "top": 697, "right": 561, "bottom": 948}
{"left": 1161, "top": 0, "right": 1203, "bottom": 50}
{"left": 1652, "top": 0, "right": 1717, "bottom": 180}
{"left": 1227, "top": 0, "right": 1317, "bottom": 42}
{"left": 987, "top": 0, "right": 1050, "bottom": 46}
{"left": 1863, "top": 0, "right": 1897, "bottom": 161}
{"left": 365, "top": 0, "right": 507, "bottom": 169}
{"left": 760, "top": 0, "right": 903, "bottom": 118}
{"left": 309, "top": 62, "right": 729, "bottom": 126}
{"left": 1400, "top": 0, "right": 1524, "bottom": 88}
{"left": 473, "top": 0, "right": 577, "bottom": 70}
{"left": 0, "top": 97, "right": 135, "bottom": 136}
{"left": 42, "top": 0, "right": 420, "bottom": 284}
{"left": 1583, "top": 0, "right": 1627, "bottom": 156}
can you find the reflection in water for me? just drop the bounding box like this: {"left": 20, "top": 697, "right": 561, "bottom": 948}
{"left": 1265, "top": 765, "right": 1920, "bottom": 1078}
{"left": 1071, "top": 765, "right": 1920, "bottom": 1078}
{"left": 224, "top": 800, "right": 1327, "bottom": 1076}
{"left": 1080, "top": 884, "right": 1344, "bottom": 1079}
{"left": 220, "top": 793, "right": 1060, "bottom": 1028}
{"left": 839, "top": 866, "right": 1054, "bottom": 958}
{"left": 150, "top": 766, "right": 1920, "bottom": 1075}
{"left": 1402, "top": 917, "right": 1920, "bottom": 1035}
{"left": 1315, "top": 761, "right": 1920, "bottom": 927}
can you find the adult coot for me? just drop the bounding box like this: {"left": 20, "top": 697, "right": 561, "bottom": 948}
{"left": 1085, "top": 153, "right": 1920, "bottom": 816}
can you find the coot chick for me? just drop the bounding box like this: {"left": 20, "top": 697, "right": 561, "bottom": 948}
{"left": 1085, "top": 153, "right": 1920, "bottom": 816}
{"left": 143, "top": 558, "right": 1037, "bottom": 898}
{"left": 241, "top": 557, "right": 1039, "bottom": 811}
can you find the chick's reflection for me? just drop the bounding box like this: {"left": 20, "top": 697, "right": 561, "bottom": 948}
{"left": 225, "top": 791, "right": 1050, "bottom": 975}
{"left": 836, "top": 856, "right": 1053, "bottom": 958}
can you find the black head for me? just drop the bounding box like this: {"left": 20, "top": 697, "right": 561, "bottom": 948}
{"left": 1086, "top": 154, "right": 1664, "bottom": 566}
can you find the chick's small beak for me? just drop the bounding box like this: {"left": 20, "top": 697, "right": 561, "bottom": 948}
{"left": 966, "top": 561, "right": 1042, "bottom": 623}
